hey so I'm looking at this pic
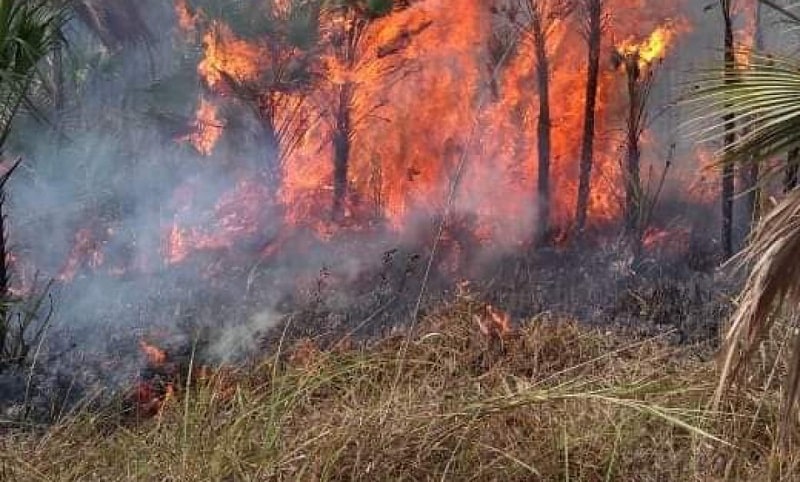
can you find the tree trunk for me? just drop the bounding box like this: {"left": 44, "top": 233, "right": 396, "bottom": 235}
{"left": 624, "top": 64, "right": 641, "bottom": 236}
{"left": 721, "top": 2, "right": 736, "bottom": 259}
{"left": 786, "top": 148, "right": 799, "bottom": 193}
{"left": 332, "top": 84, "right": 352, "bottom": 221}
{"left": 740, "top": 1, "right": 763, "bottom": 241}
{"left": 532, "top": 13, "right": 551, "bottom": 243}
{"left": 0, "top": 194, "right": 8, "bottom": 297}
{"left": 742, "top": 161, "right": 759, "bottom": 227}
{"left": 575, "top": 0, "right": 603, "bottom": 234}
{"left": 0, "top": 160, "right": 20, "bottom": 298}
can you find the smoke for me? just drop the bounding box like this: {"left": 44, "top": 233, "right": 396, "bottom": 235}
{"left": 0, "top": 0, "right": 770, "bottom": 415}
{"left": 207, "top": 309, "right": 282, "bottom": 363}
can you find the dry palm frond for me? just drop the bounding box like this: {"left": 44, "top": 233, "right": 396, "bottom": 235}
{"left": 715, "top": 188, "right": 800, "bottom": 432}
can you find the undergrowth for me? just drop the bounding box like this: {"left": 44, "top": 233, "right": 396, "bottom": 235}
{"left": 0, "top": 299, "right": 798, "bottom": 481}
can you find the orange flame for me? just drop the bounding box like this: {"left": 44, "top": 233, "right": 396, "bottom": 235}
{"left": 183, "top": 98, "right": 224, "bottom": 156}
{"left": 59, "top": 228, "right": 104, "bottom": 282}
{"left": 198, "top": 23, "right": 262, "bottom": 90}
{"left": 475, "top": 304, "right": 512, "bottom": 339}
{"left": 618, "top": 25, "right": 675, "bottom": 69}
{"left": 139, "top": 340, "right": 168, "bottom": 365}
{"left": 174, "top": 0, "right": 198, "bottom": 33}
{"left": 164, "top": 0, "right": 708, "bottom": 260}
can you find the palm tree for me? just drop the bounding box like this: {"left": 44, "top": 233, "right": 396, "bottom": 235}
{"left": 691, "top": 0, "right": 800, "bottom": 441}
{"left": 319, "top": 0, "right": 410, "bottom": 221}
{"left": 0, "top": 0, "right": 67, "bottom": 368}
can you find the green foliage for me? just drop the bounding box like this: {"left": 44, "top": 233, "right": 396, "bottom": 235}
{"left": 0, "top": 280, "right": 53, "bottom": 372}
{"left": 329, "top": 0, "right": 395, "bottom": 17}
{"left": 286, "top": 1, "right": 321, "bottom": 50}
{"left": 0, "top": 0, "right": 67, "bottom": 148}
{"left": 188, "top": 0, "right": 322, "bottom": 49}
{"left": 690, "top": 55, "right": 800, "bottom": 177}
{"left": 365, "top": 0, "right": 394, "bottom": 17}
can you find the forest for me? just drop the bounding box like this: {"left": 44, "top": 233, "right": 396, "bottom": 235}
{"left": 1, "top": 0, "right": 800, "bottom": 480}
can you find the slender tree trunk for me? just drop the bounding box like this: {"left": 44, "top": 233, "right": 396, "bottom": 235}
{"left": 624, "top": 65, "right": 641, "bottom": 236}
{"left": 740, "top": 1, "right": 763, "bottom": 240}
{"left": 575, "top": 0, "right": 603, "bottom": 234}
{"left": 0, "top": 195, "right": 8, "bottom": 297}
{"left": 532, "top": 13, "right": 551, "bottom": 243}
{"left": 332, "top": 84, "right": 352, "bottom": 221}
{"left": 0, "top": 160, "right": 20, "bottom": 298}
{"left": 786, "top": 148, "right": 799, "bottom": 193}
{"left": 721, "top": 2, "right": 736, "bottom": 259}
{"left": 743, "top": 161, "right": 759, "bottom": 224}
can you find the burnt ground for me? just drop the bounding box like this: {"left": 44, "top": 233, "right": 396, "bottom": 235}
{"left": 0, "top": 218, "right": 735, "bottom": 427}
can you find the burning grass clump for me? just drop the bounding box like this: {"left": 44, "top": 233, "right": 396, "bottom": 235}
{"left": 1, "top": 301, "right": 797, "bottom": 481}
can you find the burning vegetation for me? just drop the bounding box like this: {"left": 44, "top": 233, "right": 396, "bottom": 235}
{"left": 4, "top": 0, "right": 800, "bottom": 479}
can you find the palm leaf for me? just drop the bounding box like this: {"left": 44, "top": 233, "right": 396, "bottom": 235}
{"left": 687, "top": 55, "right": 800, "bottom": 181}
{"left": 0, "top": 0, "right": 68, "bottom": 149}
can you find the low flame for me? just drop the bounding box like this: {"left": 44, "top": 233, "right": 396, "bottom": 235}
{"left": 139, "top": 340, "right": 168, "bottom": 365}
{"left": 475, "top": 304, "right": 512, "bottom": 339}
{"left": 59, "top": 228, "right": 104, "bottom": 282}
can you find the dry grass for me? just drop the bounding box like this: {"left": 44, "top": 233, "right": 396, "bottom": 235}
{"left": 0, "top": 299, "right": 798, "bottom": 481}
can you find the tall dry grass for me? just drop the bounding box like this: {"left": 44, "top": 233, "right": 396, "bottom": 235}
{"left": 0, "top": 299, "right": 798, "bottom": 481}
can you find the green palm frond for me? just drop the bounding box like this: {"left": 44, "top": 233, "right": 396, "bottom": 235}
{"left": 0, "top": 0, "right": 68, "bottom": 148}
{"left": 687, "top": 55, "right": 800, "bottom": 177}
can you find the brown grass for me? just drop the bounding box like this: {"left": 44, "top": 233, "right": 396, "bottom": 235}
{"left": 1, "top": 299, "right": 798, "bottom": 481}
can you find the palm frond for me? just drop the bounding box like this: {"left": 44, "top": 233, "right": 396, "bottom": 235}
{"left": 715, "top": 188, "right": 800, "bottom": 438}
{"left": 687, "top": 54, "right": 800, "bottom": 179}
{"left": 0, "top": 0, "right": 68, "bottom": 148}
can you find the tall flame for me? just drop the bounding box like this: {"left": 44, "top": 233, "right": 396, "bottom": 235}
{"left": 160, "top": 0, "right": 726, "bottom": 263}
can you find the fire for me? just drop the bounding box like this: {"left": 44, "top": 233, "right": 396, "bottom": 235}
{"left": 59, "top": 228, "right": 104, "bottom": 282}
{"left": 147, "top": 0, "right": 766, "bottom": 265}
{"left": 183, "top": 98, "right": 224, "bottom": 156}
{"left": 174, "top": 0, "right": 198, "bottom": 33}
{"left": 617, "top": 25, "right": 675, "bottom": 69}
{"left": 642, "top": 225, "right": 691, "bottom": 252}
{"left": 163, "top": 178, "right": 272, "bottom": 264}
{"left": 198, "top": 23, "right": 262, "bottom": 90}
{"left": 139, "top": 340, "right": 168, "bottom": 365}
{"left": 475, "top": 304, "right": 513, "bottom": 339}
{"left": 132, "top": 339, "right": 176, "bottom": 417}
{"left": 727, "top": 1, "right": 758, "bottom": 67}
